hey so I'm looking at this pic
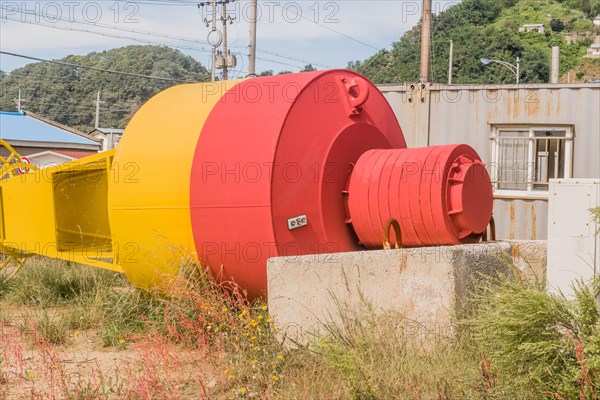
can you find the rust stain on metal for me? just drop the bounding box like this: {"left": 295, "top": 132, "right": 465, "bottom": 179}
{"left": 511, "top": 90, "right": 520, "bottom": 119}
{"left": 505, "top": 93, "right": 512, "bottom": 118}
{"left": 509, "top": 202, "right": 515, "bottom": 240}
{"left": 525, "top": 96, "right": 541, "bottom": 116}
{"left": 531, "top": 202, "right": 537, "bottom": 240}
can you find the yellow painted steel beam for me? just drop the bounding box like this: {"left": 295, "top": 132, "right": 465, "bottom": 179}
{"left": 0, "top": 149, "right": 121, "bottom": 274}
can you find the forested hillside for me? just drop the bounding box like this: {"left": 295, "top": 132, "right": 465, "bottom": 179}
{"left": 349, "top": 0, "right": 600, "bottom": 84}
{"left": 0, "top": 46, "right": 208, "bottom": 131}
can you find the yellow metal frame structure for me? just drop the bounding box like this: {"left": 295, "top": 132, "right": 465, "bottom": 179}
{"left": 1, "top": 139, "right": 41, "bottom": 280}
{"left": 0, "top": 143, "right": 122, "bottom": 280}
{"left": 1, "top": 139, "right": 40, "bottom": 180}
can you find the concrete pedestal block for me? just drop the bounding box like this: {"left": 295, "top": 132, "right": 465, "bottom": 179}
{"left": 508, "top": 240, "right": 547, "bottom": 282}
{"left": 267, "top": 242, "right": 544, "bottom": 342}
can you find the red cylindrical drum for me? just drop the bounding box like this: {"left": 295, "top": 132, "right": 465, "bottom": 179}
{"left": 347, "top": 145, "right": 493, "bottom": 247}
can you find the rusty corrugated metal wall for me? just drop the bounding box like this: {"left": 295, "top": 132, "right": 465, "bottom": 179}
{"left": 379, "top": 83, "right": 600, "bottom": 240}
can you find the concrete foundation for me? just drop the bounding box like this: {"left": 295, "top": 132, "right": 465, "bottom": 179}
{"left": 267, "top": 241, "right": 547, "bottom": 342}
{"left": 508, "top": 240, "right": 547, "bottom": 282}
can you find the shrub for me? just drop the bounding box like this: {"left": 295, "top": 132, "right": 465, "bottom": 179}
{"left": 467, "top": 277, "right": 600, "bottom": 398}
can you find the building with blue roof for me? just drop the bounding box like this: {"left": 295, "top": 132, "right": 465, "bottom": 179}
{"left": 0, "top": 111, "right": 100, "bottom": 151}
{"left": 0, "top": 111, "right": 101, "bottom": 166}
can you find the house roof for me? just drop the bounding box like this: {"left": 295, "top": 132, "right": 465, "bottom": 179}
{"left": 26, "top": 150, "right": 96, "bottom": 161}
{"left": 54, "top": 150, "right": 96, "bottom": 159}
{"left": 90, "top": 127, "right": 125, "bottom": 135}
{"left": 0, "top": 111, "right": 99, "bottom": 148}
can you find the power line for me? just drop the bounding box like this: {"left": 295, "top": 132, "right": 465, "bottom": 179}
{"left": 12, "top": 96, "right": 142, "bottom": 113}
{"left": 3, "top": 58, "right": 260, "bottom": 84}
{"left": 0, "top": 5, "right": 212, "bottom": 47}
{"left": 100, "top": 0, "right": 416, "bottom": 56}
{"left": 0, "top": 51, "right": 199, "bottom": 83}
{"left": 1, "top": 78, "right": 165, "bottom": 104}
{"left": 1, "top": 15, "right": 213, "bottom": 55}
{"left": 256, "top": 48, "right": 330, "bottom": 68}
{"left": 113, "top": 0, "right": 199, "bottom": 5}
{"left": 272, "top": 3, "right": 380, "bottom": 51}
{"left": 0, "top": 5, "right": 331, "bottom": 69}
{"left": 253, "top": 56, "right": 303, "bottom": 68}
{"left": 2, "top": 15, "right": 311, "bottom": 71}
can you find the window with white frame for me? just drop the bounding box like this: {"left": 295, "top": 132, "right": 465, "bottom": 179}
{"left": 491, "top": 126, "right": 573, "bottom": 194}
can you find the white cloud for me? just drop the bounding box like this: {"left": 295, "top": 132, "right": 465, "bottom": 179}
{"left": 0, "top": 0, "right": 461, "bottom": 73}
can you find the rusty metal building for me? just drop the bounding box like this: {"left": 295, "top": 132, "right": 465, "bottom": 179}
{"left": 378, "top": 82, "right": 600, "bottom": 240}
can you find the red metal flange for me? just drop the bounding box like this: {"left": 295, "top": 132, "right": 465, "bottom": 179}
{"left": 446, "top": 155, "right": 493, "bottom": 240}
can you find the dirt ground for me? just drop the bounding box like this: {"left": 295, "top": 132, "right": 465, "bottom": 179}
{"left": 0, "top": 303, "right": 214, "bottom": 400}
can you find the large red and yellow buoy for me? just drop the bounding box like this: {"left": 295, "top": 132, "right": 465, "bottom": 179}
{"left": 108, "top": 70, "right": 492, "bottom": 300}
{"left": 0, "top": 70, "right": 493, "bottom": 300}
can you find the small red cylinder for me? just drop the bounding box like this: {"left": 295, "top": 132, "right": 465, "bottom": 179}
{"left": 347, "top": 145, "right": 493, "bottom": 247}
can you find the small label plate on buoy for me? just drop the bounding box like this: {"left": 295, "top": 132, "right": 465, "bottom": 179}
{"left": 287, "top": 215, "right": 308, "bottom": 230}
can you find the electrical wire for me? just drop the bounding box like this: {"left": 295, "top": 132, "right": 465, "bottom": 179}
{"left": 271, "top": 2, "right": 380, "bottom": 51}
{"left": 0, "top": 51, "right": 200, "bottom": 82}
{"left": 1, "top": 16, "right": 213, "bottom": 55}
{"left": 24, "top": 99, "right": 137, "bottom": 112}
{"left": 0, "top": 5, "right": 331, "bottom": 69}
{"left": 2, "top": 16, "right": 307, "bottom": 71}
{"left": 0, "top": 5, "right": 212, "bottom": 46}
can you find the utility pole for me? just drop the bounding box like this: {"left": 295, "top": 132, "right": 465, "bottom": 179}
{"left": 550, "top": 46, "right": 560, "bottom": 84}
{"left": 218, "top": 1, "right": 236, "bottom": 80}
{"left": 200, "top": 0, "right": 237, "bottom": 81}
{"left": 199, "top": 0, "right": 220, "bottom": 81}
{"left": 13, "top": 89, "right": 28, "bottom": 112}
{"left": 93, "top": 91, "right": 105, "bottom": 129}
{"left": 448, "top": 40, "right": 453, "bottom": 84}
{"left": 248, "top": 0, "right": 257, "bottom": 76}
{"left": 420, "top": 0, "right": 432, "bottom": 82}
{"left": 210, "top": 0, "right": 218, "bottom": 81}
{"left": 222, "top": 0, "right": 229, "bottom": 80}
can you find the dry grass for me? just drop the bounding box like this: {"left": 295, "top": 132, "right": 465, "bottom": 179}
{"left": 1, "top": 257, "right": 599, "bottom": 399}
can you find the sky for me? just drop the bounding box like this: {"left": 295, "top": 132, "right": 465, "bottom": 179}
{"left": 0, "top": 0, "right": 460, "bottom": 78}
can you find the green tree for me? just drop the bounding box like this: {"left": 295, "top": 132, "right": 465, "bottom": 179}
{"left": 589, "top": 0, "right": 600, "bottom": 17}
{"left": 559, "top": 0, "right": 600, "bottom": 17}
{"left": 352, "top": 0, "right": 589, "bottom": 84}
{"left": 0, "top": 45, "right": 208, "bottom": 131}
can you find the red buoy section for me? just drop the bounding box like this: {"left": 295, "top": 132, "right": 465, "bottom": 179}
{"left": 189, "top": 70, "right": 405, "bottom": 300}
{"left": 347, "top": 145, "right": 493, "bottom": 247}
